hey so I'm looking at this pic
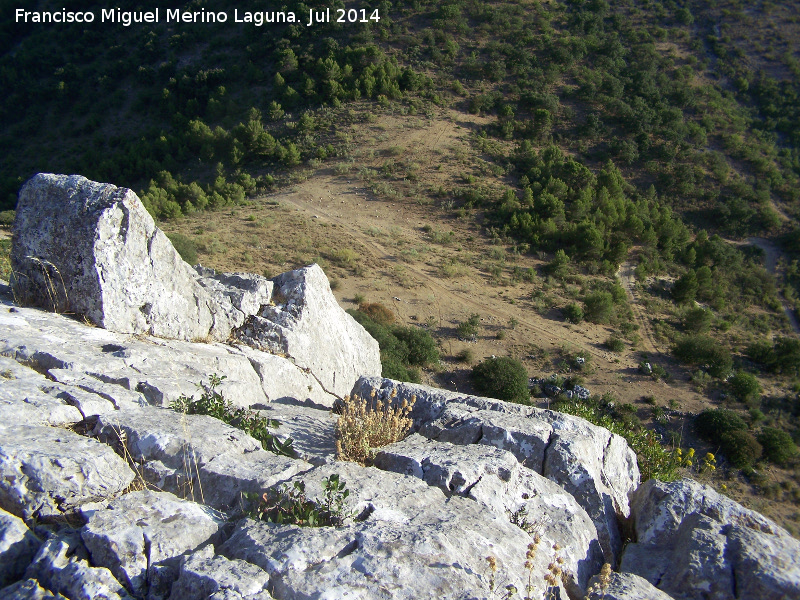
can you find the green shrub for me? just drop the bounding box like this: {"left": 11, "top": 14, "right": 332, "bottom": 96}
{"left": 673, "top": 335, "right": 733, "bottom": 378}
{"left": 471, "top": 356, "right": 529, "bottom": 403}
{"left": 694, "top": 409, "right": 747, "bottom": 445}
{"left": 562, "top": 303, "right": 584, "bottom": 324}
{"left": 604, "top": 336, "right": 626, "bottom": 352}
{"left": 393, "top": 326, "right": 439, "bottom": 366}
{"left": 456, "top": 348, "right": 475, "bottom": 363}
{"left": 0, "top": 210, "right": 14, "bottom": 228}
{"left": 757, "top": 427, "right": 798, "bottom": 465}
{"left": 166, "top": 232, "right": 199, "bottom": 265}
{"left": 682, "top": 307, "right": 712, "bottom": 333}
{"left": 248, "top": 474, "right": 353, "bottom": 526}
{"left": 456, "top": 314, "right": 481, "bottom": 340}
{"left": 720, "top": 430, "right": 762, "bottom": 468}
{"left": 171, "top": 375, "right": 294, "bottom": 456}
{"left": 583, "top": 291, "right": 614, "bottom": 324}
{"left": 728, "top": 371, "right": 762, "bottom": 405}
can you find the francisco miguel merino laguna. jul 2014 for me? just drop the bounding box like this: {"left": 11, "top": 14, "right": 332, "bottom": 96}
{"left": 15, "top": 7, "right": 381, "bottom": 27}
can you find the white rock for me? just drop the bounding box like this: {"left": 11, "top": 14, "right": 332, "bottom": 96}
{"left": 0, "top": 424, "right": 135, "bottom": 520}
{"left": 0, "top": 508, "right": 42, "bottom": 587}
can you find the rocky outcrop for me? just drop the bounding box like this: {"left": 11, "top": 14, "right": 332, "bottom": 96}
{"left": 237, "top": 264, "right": 381, "bottom": 398}
{"left": 10, "top": 174, "right": 379, "bottom": 399}
{"left": 0, "top": 509, "right": 42, "bottom": 588}
{"left": 620, "top": 478, "right": 800, "bottom": 600}
{"left": 12, "top": 174, "right": 255, "bottom": 341}
{"left": 353, "top": 376, "right": 639, "bottom": 565}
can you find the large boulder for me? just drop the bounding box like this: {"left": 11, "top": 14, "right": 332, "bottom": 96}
{"left": 620, "top": 478, "right": 800, "bottom": 600}
{"left": 236, "top": 264, "right": 381, "bottom": 398}
{"left": 11, "top": 174, "right": 270, "bottom": 342}
{"left": 0, "top": 423, "right": 135, "bottom": 521}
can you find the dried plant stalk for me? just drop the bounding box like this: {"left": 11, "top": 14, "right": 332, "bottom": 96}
{"left": 335, "top": 390, "right": 415, "bottom": 465}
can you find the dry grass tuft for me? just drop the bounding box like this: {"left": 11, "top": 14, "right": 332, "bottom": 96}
{"left": 335, "top": 389, "right": 415, "bottom": 465}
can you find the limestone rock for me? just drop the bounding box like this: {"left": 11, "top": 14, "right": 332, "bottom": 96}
{"left": 0, "top": 578, "right": 65, "bottom": 599}
{"left": 220, "top": 462, "right": 553, "bottom": 600}
{"left": 93, "top": 405, "right": 262, "bottom": 498}
{"left": 0, "top": 424, "right": 135, "bottom": 520}
{"left": 373, "top": 433, "right": 604, "bottom": 596}
{"left": 168, "top": 546, "right": 272, "bottom": 600}
{"left": 236, "top": 264, "right": 381, "bottom": 398}
{"left": 198, "top": 450, "right": 312, "bottom": 512}
{"left": 353, "top": 377, "right": 640, "bottom": 564}
{"left": 0, "top": 355, "right": 83, "bottom": 426}
{"left": 25, "top": 537, "right": 131, "bottom": 600}
{"left": 585, "top": 571, "right": 673, "bottom": 600}
{"left": 621, "top": 478, "right": 800, "bottom": 600}
{"left": 12, "top": 174, "right": 226, "bottom": 341}
{"left": 234, "top": 346, "right": 336, "bottom": 409}
{"left": 255, "top": 400, "right": 338, "bottom": 465}
{"left": 0, "top": 294, "right": 268, "bottom": 410}
{"left": 81, "top": 490, "right": 223, "bottom": 598}
{"left": 0, "top": 508, "right": 42, "bottom": 587}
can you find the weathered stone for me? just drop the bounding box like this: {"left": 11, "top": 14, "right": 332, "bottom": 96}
{"left": 621, "top": 478, "right": 800, "bottom": 600}
{"left": 25, "top": 537, "right": 131, "bottom": 600}
{"left": 198, "top": 450, "right": 312, "bottom": 512}
{"left": 586, "top": 571, "right": 673, "bottom": 600}
{"left": 234, "top": 345, "right": 336, "bottom": 409}
{"left": 0, "top": 578, "right": 65, "bottom": 599}
{"left": 353, "top": 377, "right": 640, "bottom": 565}
{"left": 81, "top": 490, "right": 223, "bottom": 598}
{"left": 0, "top": 295, "right": 268, "bottom": 410}
{"left": 236, "top": 264, "right": 381, "bottom": 398}
{"left": 168, "top": 545, "right": 272, "bottom": 600}
{"left": 93, "top": 406, "right": 262, "bottom": 499}
{"left": 12, "top": 174, "right": 224, "bottom": 340}
{"left": 0, "top": 508, "right": 42, "bottom": 587}
{"left": 255, "top": 400, "right": 338, "bottom": 465}
{"left": 373, "top": 433, "right": 603, "bottom": 596}
{"left": 196, "top": 271, "right": 273, "bottom": 322}
{"left": 0, "top": 355, "right": 83, "bottom": 426}
{"left": 0, "top": 424, "right": 135, "bottom": 520}
{"left": 220, "top": 462, "right": 554, "bottom": 600}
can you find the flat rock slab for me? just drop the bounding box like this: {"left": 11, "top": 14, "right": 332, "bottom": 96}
{"left": 374, "top": 433, "right": 603, "bottom": 596}
{"left": 93, "top": 405, "right": 262, "bottom": 499}
{"left": 199, "top": 450, "right": 312, "bottom": 512}
{"left": 0, "top": 355, "right": 83, "bottom": 426}
{"left": 621, "top": 478, "right": 800, "bottom": 600}
{"left": 169, "top": 546, "right": 272, "bottom": 600}
{"left": 256, "top": 401, "right": 338, "bottom": 465}
{"left": 0, "top": 424, "right": 135, "bottom": 521}
{"left": 82, "top": 490, "right": 223, "bottom": 598}
{"left": 353, "top": 377, "right": 639, "bottom": 564}
{"left": 0, "top": 507, "right": 42, "bottom": 587}
{"left": 220, "top": 462, "right": 553, "bottom": 600}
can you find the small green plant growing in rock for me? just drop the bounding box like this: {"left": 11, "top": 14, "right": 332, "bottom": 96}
{"left": 171, "top": 375, "right": 294, "bottom": 457}
{"left": 247, "top": 473, "right": 354, "bottom": 526}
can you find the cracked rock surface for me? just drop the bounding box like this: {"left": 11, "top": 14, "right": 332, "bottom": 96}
{"left": 620, "top": 478, "right": 800, "bottom": 600}
{"left": 354, "top": 376, "right": 639, "bottom": 565}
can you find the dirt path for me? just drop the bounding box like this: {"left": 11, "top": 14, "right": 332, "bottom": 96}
{"left": 616, "top": 251, "right": 661, "bottom": 356}
{"left": 747, "top": 237, "right": 800, "bottom": 334}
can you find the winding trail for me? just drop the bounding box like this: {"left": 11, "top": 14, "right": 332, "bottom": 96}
{"left": 616, "top": 250, "right": 662, "bottom": 356}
